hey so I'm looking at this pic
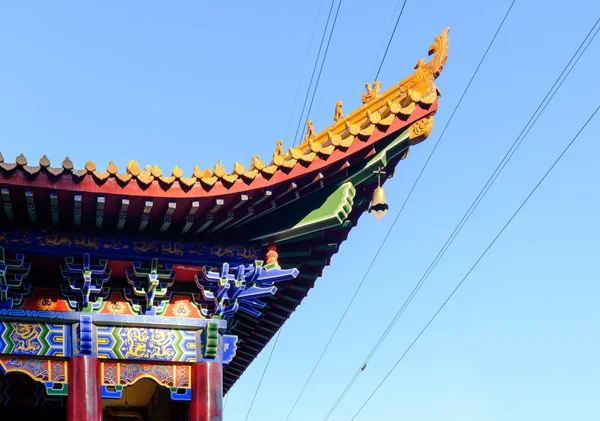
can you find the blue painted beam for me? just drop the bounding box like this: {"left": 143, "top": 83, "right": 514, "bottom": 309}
{"left": 0, "top": 229, "right": 264, "bottom": 266}
{"left": 0, "top": 307, "right": 226, "bottom": 329}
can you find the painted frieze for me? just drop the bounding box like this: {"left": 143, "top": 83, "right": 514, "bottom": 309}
{"left": 0, "top": 321, "right": 68, "bottom": 357}
{"left": 0, "top": 357, "right": 67, "bottom": 395}
{"left": 97, "top": 326, "right": 196, "bottom": 362}
{"left": 101, "top": 361, "right": 191, "bottom": 401}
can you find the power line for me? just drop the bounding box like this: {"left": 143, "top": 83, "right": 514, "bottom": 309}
{"left": 292, "top": 0, "right": 341, "bottom": 146}
{"left": 243, "top": 328, "right": 283, "bottom": 421}
{"left": 245, "top": 6, "right": 344, "bottom": 417}
{"left": 283, "top": 3, "right": 515, "bottom": 420}
{"left": 284, "top": 0, "right": 328, "bottom": 142}
{"left": 319, "top": 16, "right": 600, "bottom": 420}
{"left": 374, "top": 0, "right": 409, "bottom": 82}
{"left": 369, "top": 0, "right": 408, "bottom": 81}
{"left": 223, "top": 391, "right": 230, "bottom": 412}
{"left": 296, "top": 0, "right": 344, "bottom": 147}
{"left": 349, "top": 103, "right": 600, "bottom": 421}
{"left": 236, "top": 3, "right": 335, "bottom": 416}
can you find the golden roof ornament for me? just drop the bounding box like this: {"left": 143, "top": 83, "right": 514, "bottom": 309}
{"left": 214, "top": 160, "right": 226, "bottom": 179}
{"left": 16, "top": 154, "right": 27, "bottom": 166}
{"left": 85, "top": 160, "right": 96, "bottom": 172}
{"left": 273, "top": 140, "right": 285, "bottom": 159}
{"left": 234, "top": 162, "right": 245, "bottom": 176}
{"left": 250, "top": 155, "right": 265, "bottom": 171}
{"left": 273, "top": 140, "right": 288, "bottom": 166}
{"left": 126, "top": 160, "right": 140, "bottom": 176}
{"left": 39, "top": 155, "right": 51, "bottom": 168}
{"left": 172, "top": 165, "right": 183, "bottom": 179}
{"left": 304, "top": 120, "right": 315, "bottom": 145}
{"left": 151, "top": 165, "right": 162, "bottom": 178}
{"left": 361, "top": 81, "right": 382, "bottom": 104}
{"left": 62, "top": 157, "right": 74, "bottom": 171}
{"left": 333, "top": 100, "right": 344, "bottom": 122}
{"left": 409, "top": 115, "right": 434, "bottom": 145}
{"left": 400, "top": 27, "right": 449, "bottom": 93}
{"left": 107, "top": 161, "right": 118, "bottom": 175}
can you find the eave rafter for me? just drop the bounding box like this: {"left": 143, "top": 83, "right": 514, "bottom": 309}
{"left": 0, "top": 186, "right": 13, "bottom": 221}
{"left": 50, "top": 190, "right": 59, "bottom": 225}
{"left": 195, "top": 198, "right": 224, "bottom": 234}
{"left": 208, "top": 194, "right": 249, "bottom": 233}
{"left": 24, "top": 189, "right": 35, "bottom": 223}
{"left": 74, "top": 193, "right": 82, "bottom": 227}
{"left": 117, "top": 197, "right": 129, "bottom": 231}
{"left": 181, "top": 200, "right": 199, "bottom": 234}
{"left": 161, "top": 200, "right": 177, "bottom": 232}
{"left": 96, "top": 195, "right": 105, "bottom": 228}
{"left": 223, "top": 190, "right": 272, "bottom": 231}
{"left": 138, "top": 200, "right": 153, "bottom": 232}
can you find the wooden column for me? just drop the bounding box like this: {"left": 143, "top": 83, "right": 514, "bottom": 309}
{"left": 189, "top": 361, "right": 223, "bottom": 421}
{"left": 67, "top": 356, "right": 101, "bottom": 421}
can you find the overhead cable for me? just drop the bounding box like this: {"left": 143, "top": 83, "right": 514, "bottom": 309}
{"left": 292, "top": 0, "right": 344, "bottom": 146}
{"left": 319, "top": 16, "right": 600, "bottom": 421}
{"left": 374, "top": 0, "right": 409, "bottom": 81}
{"left": 284, "top": 0, "right": 328, "bottom": 142}
{"left": 284, "top": 3, "right": 515, "bottom": 420}
{"left": 349, "top": 103, "right": 600, "bottom": 420}
{"left": 243, "top": 328, "right": 284, "bottom": 421}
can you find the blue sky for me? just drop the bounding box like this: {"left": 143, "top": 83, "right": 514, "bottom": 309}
{"left": 1, "top": 1, "right": 600, "bottom": 420}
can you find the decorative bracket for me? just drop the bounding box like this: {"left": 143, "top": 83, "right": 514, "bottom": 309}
{"left": 193, "top": 260, "right": 298, "bottom": 325}
{"left": 79, "top": 315, "right": 94, "bottom": 355}
{"left": 198, "top": 321, "right": 219, "bottom": 359}
{"left": 60, "top": 253, "right": 111, "bottom": 311}
{"left": 0, "top": 357, "right": 68, "bottom": 396}
{"left": 124, "top": 258, "right": 175, "bottom": 315}
{"left": 222, "top": 335, "right": 238, "bottom": 366}
{"left": 0, "top": 247, "right": 31, "bottom": 309}
{"left": 71, "top": 315, "right": 97, "bottom": 357}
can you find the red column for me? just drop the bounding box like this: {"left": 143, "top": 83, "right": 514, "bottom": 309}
{"left": 189, "top": 361, "right": 223, "bottom": 421}
{"left": 67, "top": 356, "right": 102, "bottom": 421}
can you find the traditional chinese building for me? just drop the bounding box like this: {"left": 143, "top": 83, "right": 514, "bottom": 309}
{"left": 0, "top": 28, "right": 448, "bottom": 421}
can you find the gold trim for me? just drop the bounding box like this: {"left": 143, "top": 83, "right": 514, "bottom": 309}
{"left": 16, "top": 154, "right": 27, "bottom": 166}
{"left": 107, "top": 161, "right": 118, "bottom": 175}
{"left": 409, "top": 116, "right": 435, "bottom": 145}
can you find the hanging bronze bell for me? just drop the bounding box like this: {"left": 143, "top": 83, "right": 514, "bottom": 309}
{"left": 369, "top": 186, "right": 388, "bottom": 219}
